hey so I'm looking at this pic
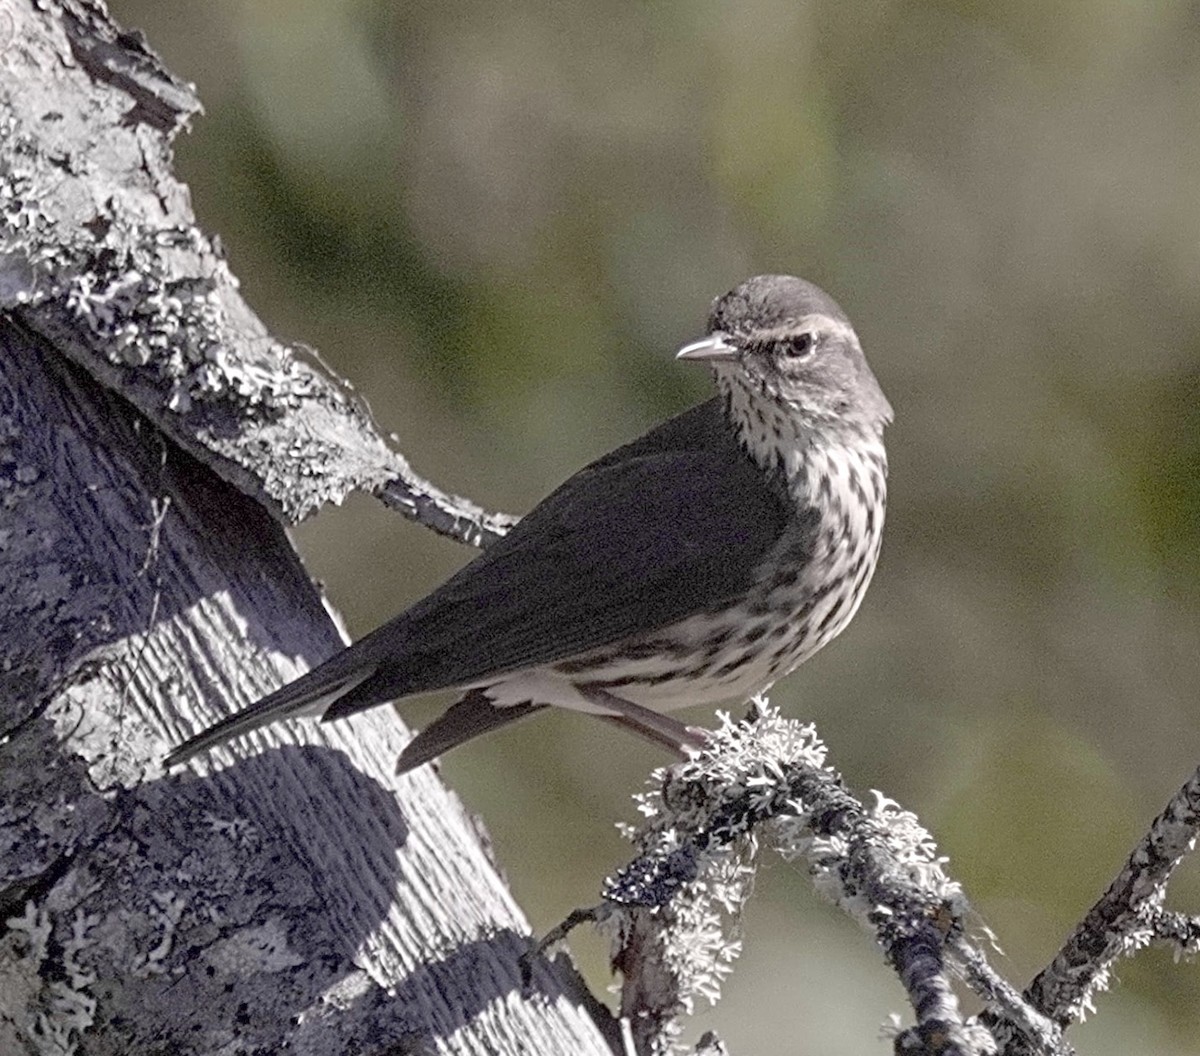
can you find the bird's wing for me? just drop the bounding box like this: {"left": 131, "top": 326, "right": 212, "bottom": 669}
{"left": 165, "top": 401, "right": 811, "bottom": 766}
{"left": 323, "top": 404, "right": 807, "bottom": 717}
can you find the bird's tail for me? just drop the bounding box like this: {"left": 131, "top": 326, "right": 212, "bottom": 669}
{"left": 393, "top": 692, "right": 545, "bottom": 774}
{"left": 163, "top": 656, "right": 376, "bottom": 769}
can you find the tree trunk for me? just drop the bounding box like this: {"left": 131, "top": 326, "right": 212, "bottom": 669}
{"left": 0, "top": 3, "right": 616, "bottom": 1053}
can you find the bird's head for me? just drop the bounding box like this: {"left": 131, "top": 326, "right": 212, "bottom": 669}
{"left": 677, "top": 275, "right": 893, "bottom": 438}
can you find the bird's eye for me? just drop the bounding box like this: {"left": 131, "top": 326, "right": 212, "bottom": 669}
{"left": 782, "top": 333, "right": 814, "bottom": 358}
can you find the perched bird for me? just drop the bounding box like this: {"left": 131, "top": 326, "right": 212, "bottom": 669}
{"left": 166, "top": 275, "right": 892, "bottom": 774}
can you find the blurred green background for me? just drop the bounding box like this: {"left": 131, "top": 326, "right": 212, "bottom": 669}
{"left": 109, "top": 1, "right": 1200, "bottom": 1051}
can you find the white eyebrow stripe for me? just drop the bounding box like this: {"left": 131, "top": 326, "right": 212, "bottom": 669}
{"left": 806, "top": 314, "right": 858, "bottom": 344}
{"left": 746, "top": 314, "right": 859, "bottom": 345}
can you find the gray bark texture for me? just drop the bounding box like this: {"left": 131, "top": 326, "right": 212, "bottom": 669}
{"left": 0, "top": 2, "right": 616, "bottom": 1053}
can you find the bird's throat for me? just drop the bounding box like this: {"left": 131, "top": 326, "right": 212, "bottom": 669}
{"left": 719, "top": 371, "right": 817, "bottom": 486}
{"left": 718, "top": 371, "right": 888, "bottom": 507}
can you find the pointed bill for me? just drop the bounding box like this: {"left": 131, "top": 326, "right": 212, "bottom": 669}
{"left": 675, "top": 333, "right": 737, "bottom": 363}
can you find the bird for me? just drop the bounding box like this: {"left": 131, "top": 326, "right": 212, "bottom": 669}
{"left": 165, "top": 275, "right": 893, "bottom": 775}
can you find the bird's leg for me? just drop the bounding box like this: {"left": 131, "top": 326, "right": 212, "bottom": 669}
{"left": 593, "top": 713, "right": 693, "bottom": 758}
{"left": 578, "top": 686, "right": 709, "bottom": 756}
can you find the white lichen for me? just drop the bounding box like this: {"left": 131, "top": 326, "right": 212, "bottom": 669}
{"left": 0, "top": 902, "right": 97, "bottom": 1056}
{"left": 131, "top": 891, "right": 188, "bottom": 977}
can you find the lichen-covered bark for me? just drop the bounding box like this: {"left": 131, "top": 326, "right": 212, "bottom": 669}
{"left": 0, "top": 0, "right": 514, "bottom": 546}
{"left": 0, "top": 3, "right": 614, "bottom": 1053}
{"left": 0, "top": 312, "right": 613, "bottom": 1056}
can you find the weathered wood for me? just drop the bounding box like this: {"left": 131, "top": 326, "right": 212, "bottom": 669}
{"left": 0, "top": 2, "right": 615, "bottom": 1052}
{"left": 0, "top": 0, "right": 514, "bottom": 546}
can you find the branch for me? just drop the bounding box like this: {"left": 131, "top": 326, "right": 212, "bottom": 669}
{"left": 1, "top": 0, "right": 513, "bottom": 547}
{"left": 584, "top": 703, "right": 1078, "bottom": 1056}
{"left": 1010, "top": 763, "right": 1200, "bottom": 1031}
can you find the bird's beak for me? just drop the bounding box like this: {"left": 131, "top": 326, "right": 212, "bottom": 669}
{"left": 675, "top": 333, "right": 737, "bottom": 363}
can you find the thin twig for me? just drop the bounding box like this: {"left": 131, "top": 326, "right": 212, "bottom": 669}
{"left": 377, "top": 472, "right": 517, "bottom": 548}
{"left": 1022, "top": 763, "right": 1200, "bottom": 1026}
{"left": 948, "top": 938, "right": 1071, "bottom": 1056}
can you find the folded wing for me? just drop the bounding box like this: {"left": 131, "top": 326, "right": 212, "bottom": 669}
{"left": 166, "top": 400, "right": 801, "bottom": 766}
